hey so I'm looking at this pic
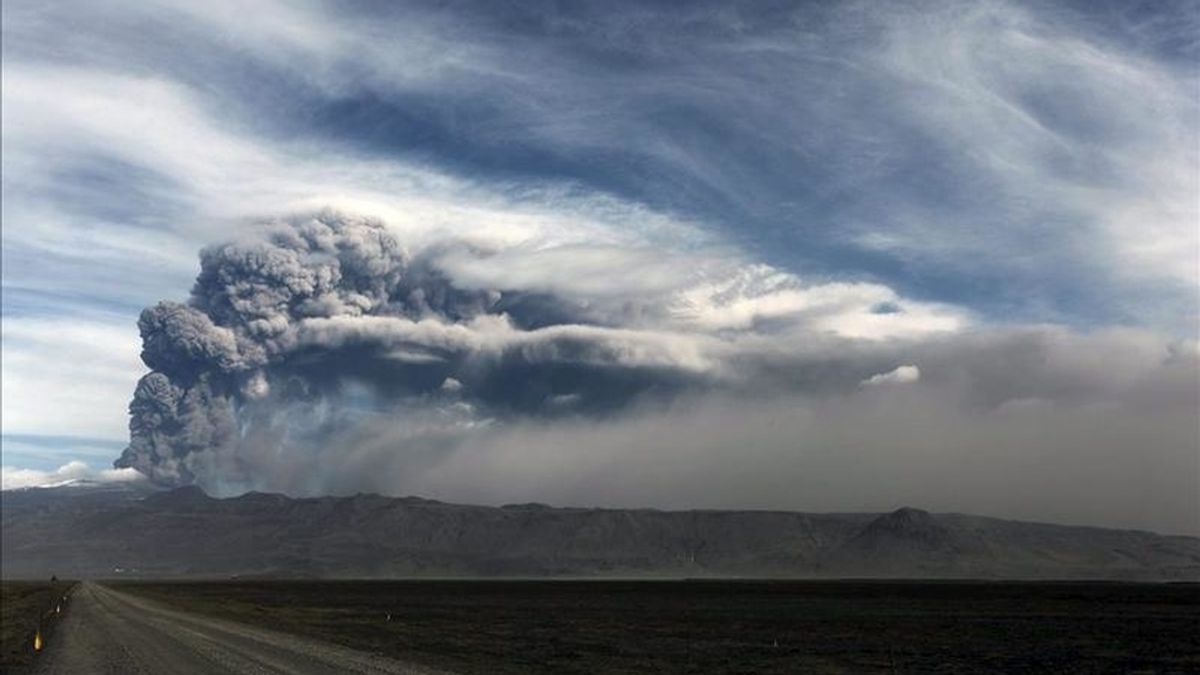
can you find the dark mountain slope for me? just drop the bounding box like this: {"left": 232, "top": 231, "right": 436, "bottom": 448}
{"left": 2, "top": 485, "right": 1197, "bottom": 580}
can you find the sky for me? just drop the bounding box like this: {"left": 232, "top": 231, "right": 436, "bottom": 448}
{"left": 1, "top": 0, "right": 1197, "bottom": 534}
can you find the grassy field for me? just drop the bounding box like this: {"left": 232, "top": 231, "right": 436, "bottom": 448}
{"left": 0, "top": 580, "right": 73, "bottom": 673}
{"left": 112, "top": 579, "right": 1200, "bottom": 674}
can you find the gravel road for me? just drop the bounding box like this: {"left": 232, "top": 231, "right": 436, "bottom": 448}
{"left": 33, "top": 582, "right": 449, "bottom": 674}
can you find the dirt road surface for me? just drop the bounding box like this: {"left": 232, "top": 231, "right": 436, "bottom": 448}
{"left": 32, "top": 582, "right": 448, "bottom": 674}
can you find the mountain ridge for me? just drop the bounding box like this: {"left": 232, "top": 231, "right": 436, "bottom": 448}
{"left": 3, "top": 484, "right": 1197, "bottom": 580}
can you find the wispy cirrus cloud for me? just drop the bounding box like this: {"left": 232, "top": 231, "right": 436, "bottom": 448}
{"left": 5, "top": 0, "right": 1195, "bottom": 326}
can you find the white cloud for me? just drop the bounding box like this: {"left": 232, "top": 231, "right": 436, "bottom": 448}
{"left": 860, "top": 1, "right": 1199, "bottom": 293}
{"left": 668, "top": 266, "right": 964, "bottom": 338}
{"left": 440, "top": 247, "right": 968, "bottom": 341}
{"left": 0, "top": 61, "right": 714, "bottom": 312}
{"left": 863, "top": 364, "right": 921, "bottom": 386}
{"left": 1, "top": 461, "right": 145, "bottom": 490}
{"left": 1, "top": 317, "right": 145, "bottom": 438}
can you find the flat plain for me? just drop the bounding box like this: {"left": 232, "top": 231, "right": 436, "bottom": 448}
{"left": 112, "top": 579, "right": 1200, "bottom": 674}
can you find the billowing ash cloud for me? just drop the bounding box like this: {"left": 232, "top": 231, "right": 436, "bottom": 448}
{"left": 115, "top": 211, "right": 744, "bottom": 487}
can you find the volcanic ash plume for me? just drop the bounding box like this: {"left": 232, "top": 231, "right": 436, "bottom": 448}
{"left": 113, "top": 211, "right": 711, "bottom": 489}
{"left": 115, "top": 214, "right": 465, "bottom": 485}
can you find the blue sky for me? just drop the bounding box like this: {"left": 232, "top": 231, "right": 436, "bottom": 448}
{"left": 1, "top": 0, "right": 1197, "bottom": 531}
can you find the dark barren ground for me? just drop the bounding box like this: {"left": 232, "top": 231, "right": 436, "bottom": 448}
{"left": 0, "top": 581, "right": 73, "bottom": 673}
{"left": 113, "top": 579, "right": 1200, "bottom": 674}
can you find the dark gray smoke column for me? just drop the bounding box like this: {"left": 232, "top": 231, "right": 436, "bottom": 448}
{"left": 115, "top": 212, "right": 469, "bottom": 486}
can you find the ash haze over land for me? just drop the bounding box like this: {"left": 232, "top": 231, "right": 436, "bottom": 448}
{"left": 1, "top": 0, "right": 1198, "bottom": 535}
{"left": 110, "top": 212, "right": 1200, "bottom": 538}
